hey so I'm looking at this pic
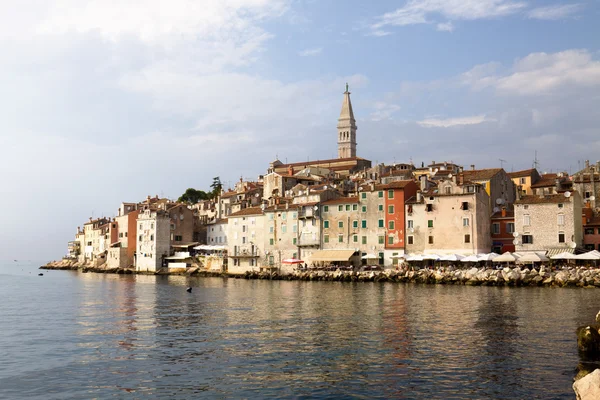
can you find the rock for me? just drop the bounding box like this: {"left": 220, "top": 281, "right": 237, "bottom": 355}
{"left": 574, "top": 368, "right": 600, "bottom": 399}
{"left": 577, "top": 325, "right": 600, "bottom": 355}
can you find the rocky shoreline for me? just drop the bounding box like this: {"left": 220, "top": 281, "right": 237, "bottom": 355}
{"left": 41, "top": 259, "right": 600, "bottom": 287}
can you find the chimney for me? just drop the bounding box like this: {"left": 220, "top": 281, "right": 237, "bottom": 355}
{"left": 419, "top": 174, "right": 428, "bottom": 191}
{"left": 585, "top": 160, "right": 590, "bottom": 169}
{"left": 370, "top": 183, "right": 375, "bottom": 191}
{"left": 416, "top": 191, "right": 422, "bottom": 203}
{"left": 431, "top": 161, "right": 435, "bottom": 165}
{"left": 89, "top": 217, "right": 92, "bottom": 222}
{"left": 285, "top": 202, "right": 289, "bottom": 210}
{"left": 470, "top": 164, "right": 475, "bottom": 171}
{"left": 555, "top": 178, "right": 562, "bottom": 192}
{"left": 288, "top": 166, "right": 293, "bottom": 176}
{"left": 501, "top": 208, "right": 506, "bottom": 217}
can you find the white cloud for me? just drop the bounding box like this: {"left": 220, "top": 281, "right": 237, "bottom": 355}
{"left": 298, "top": 47, "right": 323, "bottom": 57}
{"left": 370, "top": 0, "right": 526, "bottom": 33}
{"left": 370, "top": 102, "right": 401, "bottom": 121}
{"left": 528, "top": 3, "right": 582, "bottom": 20}
{"left": 464, "top": 49, "right": 600, "bottom": 95}
{"left": 436, "top": 22, "right": 454, "bottom": 32}
{"left": 368, "top": 30, "right": 392, "bottom": 37}
{"left": 417, "top": 115, "right": 491, "bottom": 128}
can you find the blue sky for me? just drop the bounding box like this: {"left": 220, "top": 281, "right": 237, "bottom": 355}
{"left": 0, "top": 0, "right": 599, "bottom": 259}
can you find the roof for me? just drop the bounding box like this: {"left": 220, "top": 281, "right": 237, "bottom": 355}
{"left": 507, "top": 169, "right": 537, "bottom": 179}
{"left": 321, "top": 197, "right": 361, "bottom": 205}
{"left": 462, "top": 168, "right": 503, "bottom": 181}
{"left": 263, "top": 204, "right": 301, "bottom": 212}
{"left": 220, "top": 191, "right": 238, "bottom": 198}
{"left": 338, "top": 89, "right": 356, "bottom": 122}
{"left": 309, "top": 249, "right": 356, "bottom": 262}
{"left": 227, "top": 207, "right": 264, "bottom": 217}
{"left": 275, "top": 156, "right": 369, "bottom": 169}
{"left": 573, "top": 174, "right": 600, "bottom": 183}
{"left": 531, "top": 175, "right": 559, "bottom": 188}
{"left": 515, "top": 194, "right": 572, "bottom": 205}
{"left": 584, "top": 217, "right": 600, "bottom": 227}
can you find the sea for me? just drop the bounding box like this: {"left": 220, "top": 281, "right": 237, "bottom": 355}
{"left": 1, "top": 260, "right": 598, "bottom": 399}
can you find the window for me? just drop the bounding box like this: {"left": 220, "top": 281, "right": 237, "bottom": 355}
{"left": 338, "top": 235, "right": 344, "bottom": 243}
{"left": 353, "top": 235, "right": 358, "bottom": 243}
{"left": 507, "top": 223, "right": 515, "bottom": 233}
{"left": 464, "top": 234, "right": 471, "bottom": 243}
{"left": 585, "top": 228, "right": 595, "bottom": 235}
{"left": 388, "top": 205, "right": 395, "bottom": 214}
{"left": 352, "top": 204, "right": 358, "bottom": 211}
{"left": 408, "top": 205, "right": 413, "bottom": 214}
{"left": 378, "top": 236, "right": 384, "bottom": 244}
{"left": 492, "top": 223, "right": 500, "bottom": 234}
{"left": 361, "top": 192, "right": 367, "bottom": 199}
{"left": 242, "top": 237, "right": 246, "bottom": 244}
{"left": 362, "top": 220, "right": 367, "bottom": 228}
{"left": 522, "top": 234, "right": 533, "bottom": 244}
{"left": 523, "top": 205, "right": 529, "bottom": 210}
{"left": 138, "top": 235, "right": 142, "bottom": 241}
{"left": 388, "top": 221, "right": 395, "bottom": 230}
{"left": 270, "top": 238, "right": 274, "bottom": 245}
{"left": 378, "top": 204, "right": 384, "bottom": 211}
{"left": 282, "top": 225, "right": 287, "bottom": 233}
{"left": 269, "top": 214, "right": 274, "bottom": 220}
{"left": 428, "top": 220, "right": 433, "bottom": 228}
{"left": 428, "top": 236, "right": 434, "bottom": 244}
{"left": 293, "top": 225, "right": 297, "bottom": 233}
{"left": 150, "top": 234, "right": 154, "bottom": 241}
{"left": 461, "top": 202, "right": 469, "bottom": 210}
{"left": 378, "top": 191, "right": 383, "bottom": 198}
{"left": 324, "top": 235, "right": 329, "bottom": 243}
{"left": 324, "top": 206, "right": 329, "bottom": 212}
{"left": 362, "top": 206, "right": 367, "bottom": 213}
{"left": 338, "top": 205, "right": 343, "bottom": 212}
{"left": 378, "top": 219, "right": 384, "bottom": 228}
{"left": 388, "top": 236, "right": 394, "bottom": 245}
{"left": 520, "top": 177, "right": 526, "bottom": 184}
{"left": 557, "top": 214, "right": 565, "bottom": 226}
{"left": 353, "top": 220, "right": 358, "bottom": 228}
{"left": 467, "top": 186, "right": 475, "bottom": 193}
{"left": 408, "top": 236, "right": 414, "bottom": 244}
{"left": 585, "top": 244, "right": 595, "bottom": 251}
{"left": 338, "top": 221, "right": 344, "bottom": 228}
{"left": 463, "top": 218, "right": 469, "bottom": 227}
{"left": 269, "top": 226, "right": 274, "bottom": 233}
{"left": 292, "top": 212, "right": 297, "bottom": 219}
{"left": 445, "top": 187, "right": 451, "bottom": 195}
{"left": 139, "top": 224, "right": 143, "bottom": 230}
{"left": 524, "top": 215, "right": 531, "bottom": 226}
{"left": 125, "top": 232, "right": 128, "bottom": 237}
{"left": 558, "top": 233, "right": 565, "bottom": 243}
{"left": 388, "top": 190, "right": 394, "bottom": 199}
{"left": 242, "top": 225, "right": 247, "bottom": 232}
{"left": 175, "top": 235, "right": 182, "bottom": 241}
{"left": 586, "top": 191, "right": 591, "bottom": 199}
{"left": 362, "top": 236, "right": 367, "bottom": 244}
{"left": 345, "top": 204, "right": 351, "bottom": 211}
{"left": 408, "top": 220, "right": 414, "bottom": 228}
{"left": 426, "top": 204, "right": 433, "bottom": 212}
{"left": 324, "top": 220, "right": 329, "bottom": 229}
{"left": 558, "top": 203, "right": 564, "bottom": 208}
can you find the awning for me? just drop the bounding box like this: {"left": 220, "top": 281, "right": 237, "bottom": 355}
{"left": 310, "top": 249, "right": 356, "bottom": 262}
{"left": 546, "top": 247, "right": 575, "bottom": 257}
{"left": 164, "top": 255, "right": 192, "bottom": 260}
{"left": 171, "top": 242, "right": 200, "bottom": 249}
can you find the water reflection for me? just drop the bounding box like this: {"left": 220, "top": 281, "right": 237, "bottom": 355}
{"left": 3, "top": 263, "right": 600, "bottom": 399}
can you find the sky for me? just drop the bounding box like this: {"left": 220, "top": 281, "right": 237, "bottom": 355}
{"left": 1, "top": 0, "right": 599, "bottom": 260}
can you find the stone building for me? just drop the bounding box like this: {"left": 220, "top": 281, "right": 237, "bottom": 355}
{"left": 263, "top": 204, "right": 300, "bottom": 274}
{"left": 572, "top": 160, "right": 600, "bottom": 211}
{"left": 507, "top": 169, "right": 541, "bottom": 197}
{"left": 226, "top": 207, "right": 265, "bottom": 274}
{"left": 206, "top": 218, "right": 228, "bottom": 246}
{"left": 337, "top": 83, "right": 357, "bottom": 159}
{"left": 405, "top": 179, "right": 491, "bottom": 255}
{"left": 136, "top": 209, "right": 171, "bottom": 272}
{"left": 82, "top": 217, "right": 110, "bottom": 262}
{"left": 514, "top": 192, "right": 583, "bottom": 253}
{"left": 460, "top": 167, "right": 515, "bottom": 213}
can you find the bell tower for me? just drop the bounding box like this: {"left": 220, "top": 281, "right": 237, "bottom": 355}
{"left": 337, "top": 83, "right": 357, "bottom": 159}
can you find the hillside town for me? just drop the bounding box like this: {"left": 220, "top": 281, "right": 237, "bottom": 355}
{"left": 65, "top": 86, "right": 600, "bottom": 275}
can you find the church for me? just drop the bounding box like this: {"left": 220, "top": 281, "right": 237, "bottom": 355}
{"left": 270, "top": 84, "right": 372, "bottom": 177}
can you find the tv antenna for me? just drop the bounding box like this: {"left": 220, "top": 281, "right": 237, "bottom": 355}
{"left": 533, "top": 150, "right": 540, "bottom": 170}
{"left": 499, "top": 159, "right": 506, "bottom": 169}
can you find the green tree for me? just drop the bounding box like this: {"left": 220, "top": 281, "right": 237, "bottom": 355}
{"left": 210, "top": 177, "right": 223, "bottom": 199}
{"left": 177, "top": 188, "right": 210, "bottom": 204}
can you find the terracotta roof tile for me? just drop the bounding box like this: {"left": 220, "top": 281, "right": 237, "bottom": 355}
{"left": 507, "top": 169, "right": 537, "bottom": 179}
{"left": 515, "top": 194, "right": 572, "bottom": 204}
{"left": 321, "top": 197, "right": 360, "bottom": 205}
{"left": 461, "top": 168, "right": 503, "bottom": 181}
{"left": 227, "top": 207, "right": 264, "bottom": 217}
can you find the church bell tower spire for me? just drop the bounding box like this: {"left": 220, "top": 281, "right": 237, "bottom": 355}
{"left": 337, "top": 83, "right": 357, "bottom": 159}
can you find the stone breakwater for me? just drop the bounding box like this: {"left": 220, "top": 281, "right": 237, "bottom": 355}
{"left": 42, "top": 259, "right": 600, "bottom": 288}
{"left": 245, "top": 266, "right": 600, "bottom": 288}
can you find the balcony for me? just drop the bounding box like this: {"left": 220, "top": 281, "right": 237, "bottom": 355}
{"left": 298, "top": 236, "right": 320, "bottom": 247}
{"left": 298, "top": 208, "right": 317, "bottom": 219}
{"left": 232, "top": 247, "right": 259, "bottom": 258}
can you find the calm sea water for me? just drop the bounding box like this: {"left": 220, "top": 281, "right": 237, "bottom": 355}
{"left": 1, "top": 261, "right": 598, "bottom": 399}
